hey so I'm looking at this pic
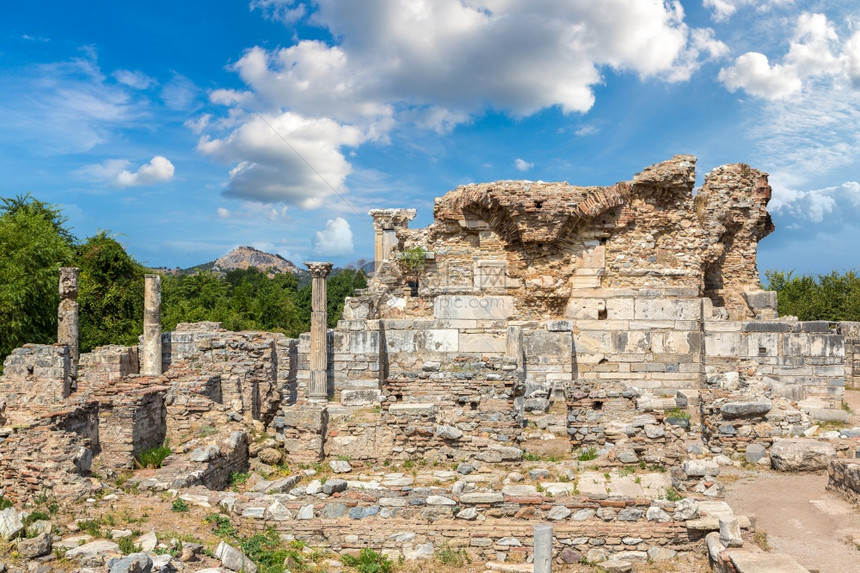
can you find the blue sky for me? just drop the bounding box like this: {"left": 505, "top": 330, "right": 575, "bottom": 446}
{"left": 2, "top": 1, "right": 859, "bottom": 277}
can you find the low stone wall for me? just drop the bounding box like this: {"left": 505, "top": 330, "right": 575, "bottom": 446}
{"left": 78, "top": 344, "right": 139, "bottom": 389}
{"left": 699, "top": 389, "right": 775, "bottom": 456}
{"left": 163, "top": 323, "right": 294, "bottom": 423}
{"left": 88, "top": 377, "right": 168, "bottom": 469}
{"left": 705, "top": 320, "right": 844, "bottom": 405}
{"left": 0, "top": 402, "right": 98, "bottom": 502}
{"left": 827, "top": 459, "right": 860, "bottom": 505}
{"left": 134, "top": 430, "right": 249, "bottom": 491}
{"left": 0, "top": 344, "right": 71, "bottom": 408}
{"left": 230, "top": 485, "right": 719, "bottom": 564}
{"left": 165, "top": 373, "right": 223, "bottom": 444}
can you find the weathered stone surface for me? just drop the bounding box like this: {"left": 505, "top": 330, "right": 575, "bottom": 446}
{"left": 683, "top": 460, "right": 720, "bottom": 477}
{"left": 322, "top": 478, "right": 348, "bottom": 495}
{"left": 216, "top": 541, "right": 258, "bottom": 573}
{"left": 66, "top": 540, "right": 121, "bottom": 561}
{"left": 547, "top": 506, "right": 572, "bottom": 520}
{"left": 728, "top": 551, "right": 810, "bottom": 572}
{"left": 720, "top": 400, "right": 772, "bottom": 418}
{"left": 108, "top": 552, "right": 153, "bottom": 573}
{"left": 771, "top": 439, "right": 837, "bottom": 472}
{"left": 18, "top": 532, "right": 52, "bottom": 559}
{"left": 0, "top": 509, "right": 23, "bottom": 541}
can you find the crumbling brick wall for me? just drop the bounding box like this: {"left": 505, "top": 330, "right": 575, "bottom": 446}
{"left": 0, "top": 402, "right": 99, "bottom": 502}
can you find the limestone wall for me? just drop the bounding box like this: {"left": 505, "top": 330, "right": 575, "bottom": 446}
{"left": 840, "top": 321, "right": 860, "bottom": 389}
{"left": 90, "top": 378, "right": 168, "bottom": 469}
{"left": 704, "top": 320, "right": 844, "bottom": 404}
{"left": 78, "top": 344, "right": 139, "bottom": 389}
{"left": 162, "top": 322, "right": 294, "bottom": 423}
{"left": 0, "top": 344, "right": 71, "bottom": 408}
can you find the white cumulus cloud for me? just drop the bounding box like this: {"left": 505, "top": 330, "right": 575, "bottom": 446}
{"left": 703, "top": 0, "right": 794, "bottom": 23}
{"left": 718, "top": 12, "right": 855, "bottom": 100}
{"left": 313, "top": 217, "right": 354, "bottom": 256}
{"left": 197, "top": 0, "right": 722, "bottom": 205}
{"left": 115, "top": 156, "right": 175, "bottom": 187}
{"left": 514, "top": 158, "right": 533, "bottom": 172}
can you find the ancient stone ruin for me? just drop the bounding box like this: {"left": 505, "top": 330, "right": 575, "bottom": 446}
{"left": 1, "top": 155, "right": 859, "bottom": 573}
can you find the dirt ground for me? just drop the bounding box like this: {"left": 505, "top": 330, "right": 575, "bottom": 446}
{"left": 722, "top": 389, "right": 860, "bottom": 573}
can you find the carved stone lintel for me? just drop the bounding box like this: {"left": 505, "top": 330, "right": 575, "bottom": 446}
{"left": 369, "top": 209, "right": 417, "bottom": 231}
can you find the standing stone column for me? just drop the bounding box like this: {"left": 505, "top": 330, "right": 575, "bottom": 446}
{"left": 58, "top": 267, "right": 79, "bottom": 382}
{"left": 142, "top": 274, "right": 162, "bottom": 375}
{"left": 533, "top": 523, "right": 553, "bottom": 573}
{"left": 305, "top": 262, "right": 333, "bottom": 402}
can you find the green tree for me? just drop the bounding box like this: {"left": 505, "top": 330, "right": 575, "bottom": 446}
{"left": 75, "top": 232, "right": 146, "bottom": 352}
{"left": 764, "top": 268, "right": 860, "bottom": 321}
{"left": 0, "top": 195, "right": 75, "bottom": 363}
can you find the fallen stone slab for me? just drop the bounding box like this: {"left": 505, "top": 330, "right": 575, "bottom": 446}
{"left": 215, "top": 541, "right": 258, "bottom": 573}
{"left": 727, "top": 551, "right": 810, "bottom": 572}
{"left": 0, "top": 508, "right": 22, "bottom": 541}
{"left": 18, "top": 532, "right": 52, "bottom": 559}
{"left": 485, "top": 560, "right": 533, "bottom": 571}
{"left": 771, "top": 439, "right": 836, "bottom": 472}
{"left": 65, "top": 539, "right": 121, "bottom": 561}
{"left": 721, "top": 400, "right": 771, "bottom": 418}
{"left": 108, "top": 552, "right": 153, "bottom": 573}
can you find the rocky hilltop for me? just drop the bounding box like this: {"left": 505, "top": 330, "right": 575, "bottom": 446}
{"left": 211, "top": 245, "right": 298, "bottom": 275}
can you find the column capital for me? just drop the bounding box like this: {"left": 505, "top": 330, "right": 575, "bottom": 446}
{"left": 369, "top": 208, "right": 416, "bottom": 230}
{"left": 304, "top": 261, "right": 334, "bottom": 278}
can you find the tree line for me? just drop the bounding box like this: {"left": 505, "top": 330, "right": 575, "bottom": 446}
{"left": 0, "top": 195, "right": 366, "bottom": 369}
{"left": 763, "top": 269, "right": 860, "bottom": 322}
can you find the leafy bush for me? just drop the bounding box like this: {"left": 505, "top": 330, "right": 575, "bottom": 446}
{"left": 240, "top": 530, "right": 308, "bottom": 573}
{"left": 341, "top": 548, "right": 393, "bottom": 573}
{"left": 0, "top": 496, "right": 12, "bottom": 510}
{"left": 117, "top": 535, "right": 141, "bottom": 555}
{"left": 135, "top": 440, "right": 172, "bottom": 469}
{"left": 205, "top": 513, "right": 237, "bottom": 538}
{"left": 171, "top": 498, "right": 189, "bottom": 513}
{"left": 765, "top": 269, "right": 860, "bottom": 321}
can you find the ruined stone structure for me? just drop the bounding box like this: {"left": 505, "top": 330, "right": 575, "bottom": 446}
{"left": 1, "top": 156, "right": 858, "bottom": 572}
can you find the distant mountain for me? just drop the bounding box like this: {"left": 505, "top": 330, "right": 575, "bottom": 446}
{"left": 183, "top": 246, "right": 300, "bottom": 276}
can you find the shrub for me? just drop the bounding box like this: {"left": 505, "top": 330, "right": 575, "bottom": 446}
{"left": 0, "top": 496, "right": 12, "bottom": 510}
{"left": 117, "top": 535, "right": 141, "bottom": 554}
{"left": 135, "top": 440, "right": 172, "bottom": 469}
{"left": 171, "top": 498, "right": 189, "bottom": 513}
{"left": 436, "top": 545, "right": 469, "bottom": 567}
{"left": 205, "top": 513, "right": 237, "bottom": 538}
{"left": 341, "top": 548, "right": 393, "bottom": 573}
{"left": 576, "top": 447, "right": 598, "bottom": 461}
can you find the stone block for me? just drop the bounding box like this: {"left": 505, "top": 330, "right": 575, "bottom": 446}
{"left": 564, "top": 299, "right": 604, "bottom": 320}
{"left": 433, "top": 295, "right": 515, "bottom": 320}
{"left": 341, "top": 389, "right": 381, "bottom": 406}
{"left": 771, "top": 439, "right": 836, "bottom": 472}
{"left": 385, "top": 330, "right": 416, "bottom": 353}
{"left": 422, "top": 329, "right": 458, "bottom": 352}
{"left": 634, "top": 298, "right": 700, "bottom": 321}
{"left": 720, "top": 400, "right": 772, "bottom": 418}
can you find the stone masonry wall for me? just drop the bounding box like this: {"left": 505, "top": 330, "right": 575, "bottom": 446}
{"left": 840, "top": 321, "right": 860, "bottom": 389}
{"left": 163, "top": 322, "right": 294, "bottom": 423}
{"left": 0, "top": 402, "right": 99, "bottom": 502}
{"left": 88, "top": 377, "right": 168, "bottom": 470}
{"left": 704, "top": 320, "right": 844, "bottom": 405}
{"left": 78, "top": 344, "right": 140, "bottom": 389}
{"left": 0, "top": 344, "right": 71, "bottom": 410}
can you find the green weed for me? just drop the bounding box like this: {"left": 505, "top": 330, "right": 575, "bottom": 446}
{"left": 135, "top": 440, "right": 172, "bottom": 469}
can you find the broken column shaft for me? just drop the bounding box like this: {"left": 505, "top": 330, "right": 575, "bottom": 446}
{"left": 57, "top": 267, "right": 79, "bottom": 382}
{"left": 141, "top": 274, "right": 162, "bottom": 375}
{"left": 306, "top": 262, "right": 333, "bottom": 402}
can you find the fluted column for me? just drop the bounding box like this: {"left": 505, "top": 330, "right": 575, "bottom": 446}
{"left": 58, "top": 267, "right": 79, "bottom": 382}
{"left": 305, "top": 262, "right": 333, "bottom": 402}
{"left": 142, "top": 274, "right": 162, "bottom": 375}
